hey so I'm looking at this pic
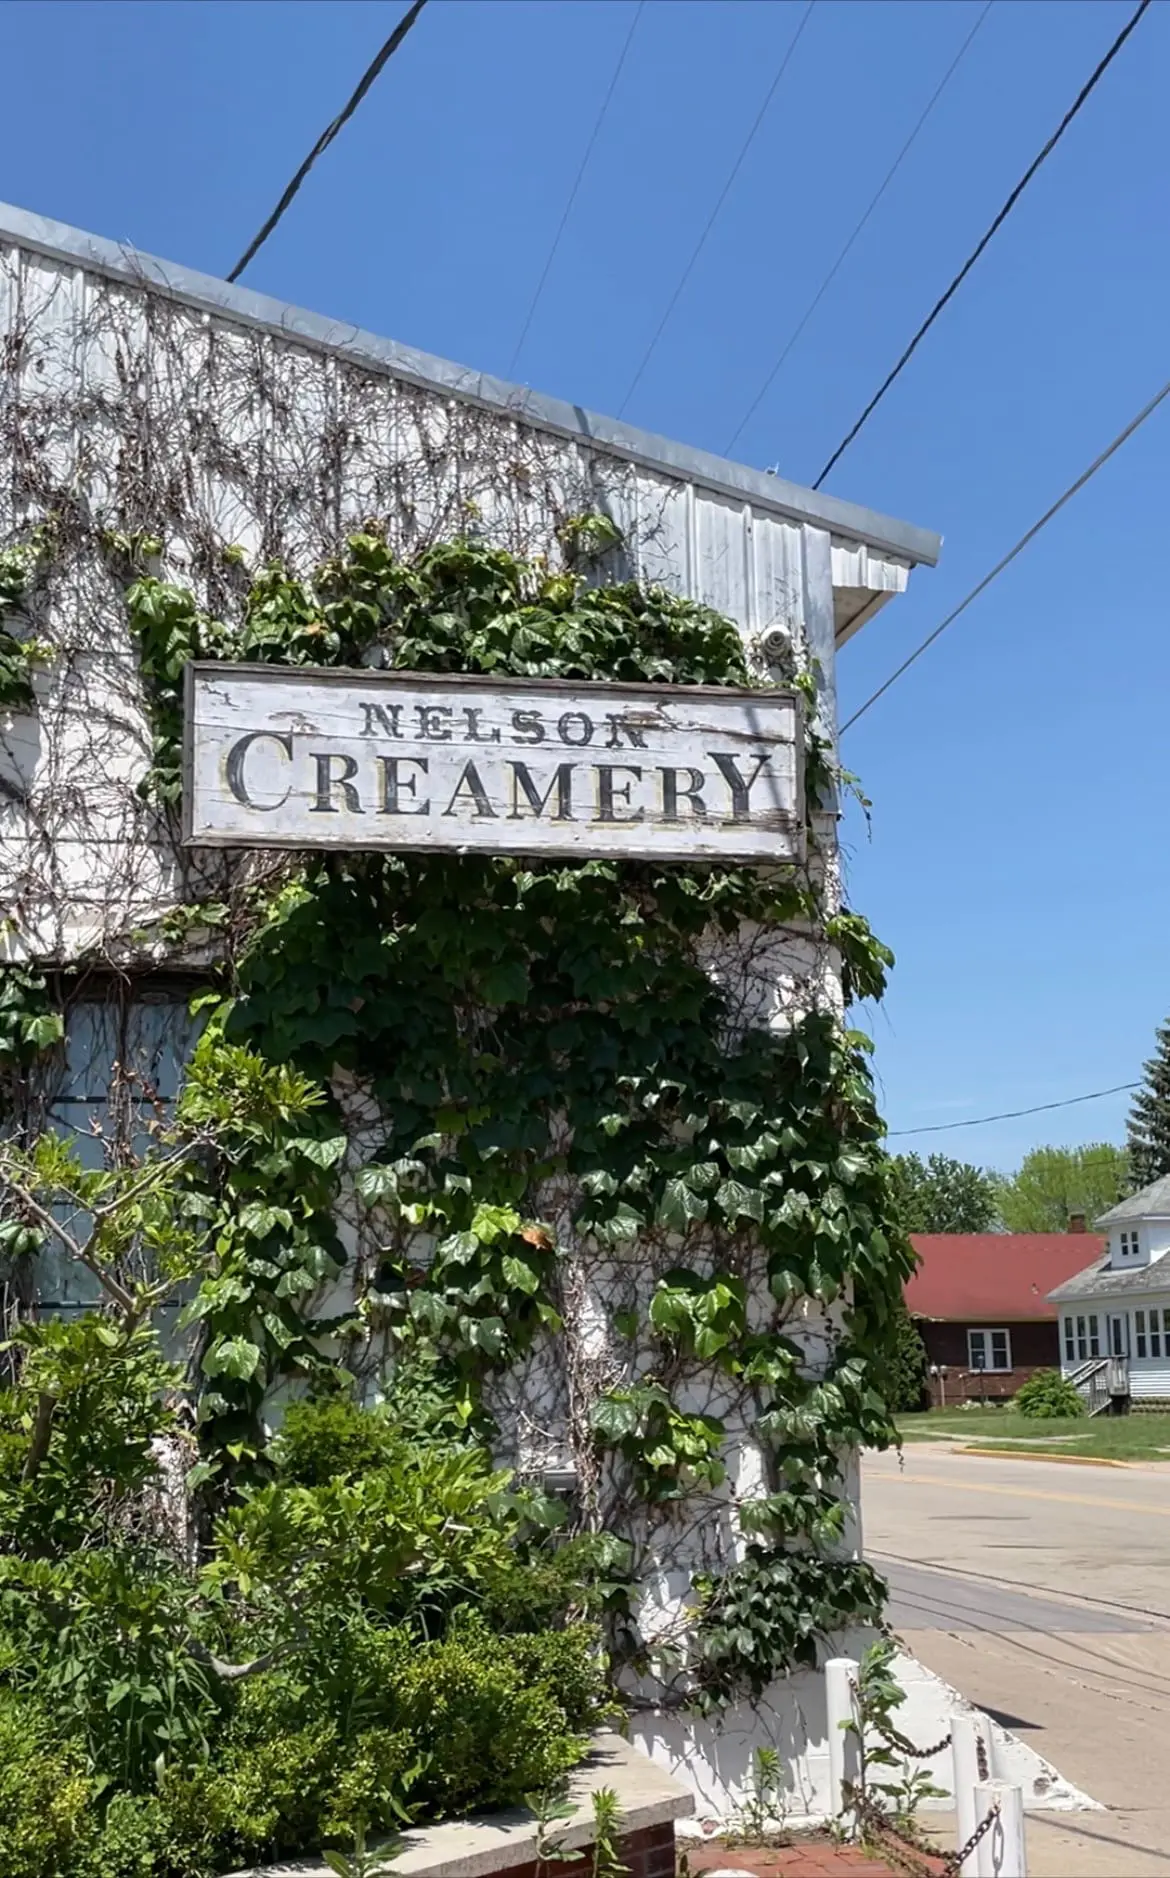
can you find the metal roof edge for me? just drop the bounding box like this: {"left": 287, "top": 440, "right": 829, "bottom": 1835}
{"left": 0, "top": 200, "right": 941, "bottom": 570}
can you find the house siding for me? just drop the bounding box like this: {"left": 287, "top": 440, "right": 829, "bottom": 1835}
{"left": 918, "top": 1318, "right": 1060, "bottom": 1406}
{"left": 1057, "top": 1296, "right": 1170, "bottom": 1402}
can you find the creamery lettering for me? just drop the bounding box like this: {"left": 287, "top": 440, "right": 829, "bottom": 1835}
{"left": 189, "top": 669, "right": 803, "bottom": 862}
{"left": 228, "top": 736, "right": 780, "bottom": 825}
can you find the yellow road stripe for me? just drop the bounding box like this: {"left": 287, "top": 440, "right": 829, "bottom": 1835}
{"left": 894, "top": 1471, "right": 1170, "bottom": 1518}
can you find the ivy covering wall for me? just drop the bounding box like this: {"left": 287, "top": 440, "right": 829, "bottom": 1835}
{"left": 3, "top": 523, "right": 912, "bottom": 1715}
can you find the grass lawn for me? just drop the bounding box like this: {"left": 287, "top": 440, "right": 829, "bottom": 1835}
{"left": 893, "top": 1407, "right": 1170, "bottom": 1462}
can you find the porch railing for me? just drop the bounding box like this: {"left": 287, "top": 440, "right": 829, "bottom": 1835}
{"left": 1068, "top": 1354, "right": 1129, "bottom": 1416}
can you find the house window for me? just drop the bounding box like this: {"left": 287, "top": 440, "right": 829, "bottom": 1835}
{"left": 1119, "top": 1230, "right": 1141, "bottom": 1261}
{"left": 1066, "top": 1314, "right": 1101, "bottom": 1362}
{"left": 968, "top": 1328, "right": 1012, "bottom": 1372}
{"left": 1135, "top": 1311, "right": 1162, "bottom": 1359}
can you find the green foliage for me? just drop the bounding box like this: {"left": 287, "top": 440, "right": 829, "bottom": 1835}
{"left": 993, "top": 1143, "right": 1127, "bottom": 1233}
{"left": 692, "top": 1548, "right": 886, "bottom": 1709}
{"left": 889, "top": 1152, "right": 1000, "bottom": 1234}
{"left": 0, "top": 1342, "right": 605, "bottom": 1873}
{"left": 874, "top": 1297, "right": 929, "bottom": 1414}
{"left": 0, "top": 523, "right": 917, "bottom": 1867}
{"left": 1128, "top": 1019, "right": 1170, "bottom": 1190}
{"left": 1013, "top": 1369, "right": 1085, "bottom": 1419}
{"left": 844, "top": 1637, "right": 946, "bottom": 1828}
{"left": 0, "top": 966, "right": 64, "bottom": 1077}
{"left": 0, "top": 533, "right": 52, "bottom": 713}
{"left": 0, "top": 1691, "right": 96, "bottom": 1878}
{"left": 0, "top": 1315, "right": 179, "bottom": 1554}
{"left": 175, "top": 1031, "right": 351, "bottom": 1486}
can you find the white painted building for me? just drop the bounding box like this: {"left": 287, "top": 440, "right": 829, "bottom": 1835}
{"left": 0, "top": 198, "right": 962, "bottom": 1821}
{"left": 1050, "top": 1175, "right": 1170, "bottom": 1403}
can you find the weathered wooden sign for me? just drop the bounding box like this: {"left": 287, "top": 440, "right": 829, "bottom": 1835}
{"left": 182, "top": 665, "right": 804, "bottom": 863}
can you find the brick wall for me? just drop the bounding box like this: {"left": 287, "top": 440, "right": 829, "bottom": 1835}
{"left": 918, "top": 1319, "right": 1060, "bottom": 1406}
{"left": 507, "top": 1822, "right": 676, "bottom": 1878}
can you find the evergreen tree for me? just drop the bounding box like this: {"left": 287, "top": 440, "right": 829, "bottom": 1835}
{"left": 1128, "top": 1018, "right": 1170, "bottom": 1189}
{"left": 881, "top": 1297, "right": 930, "bottom": 1413}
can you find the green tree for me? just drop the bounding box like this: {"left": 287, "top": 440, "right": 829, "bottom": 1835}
{"left": 889, "top": 1153, "right": 999, "bottom": 1233}
{"left": 877, "top": 1298, "right": 929, "bottom": 1413}
{"left": 993, "top": 1143, "right": 1128, "bottom": 1233}
{"left": 1128, "top": 1019, "right": 1170, "bottom": 1189}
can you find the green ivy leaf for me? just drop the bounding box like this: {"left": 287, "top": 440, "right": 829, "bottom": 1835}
{"left": 658, "top": 1178, "right": 707, "bottom": 1232}
{"left": 202, "top": 1337, "right": 262, "bottom": 1381}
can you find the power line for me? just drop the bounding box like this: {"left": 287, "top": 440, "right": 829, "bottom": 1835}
{"left": 723, "top": 1, "right": 993, "bottom": 458}
{"left": 616, "top": 0, "right": 817, "bottom": 420}
{"left": 508, "top": 2, "right": 645, "bottom": 378}
{"left": 227, "top": 0, "right": 429, "bottom": 285}
{"left": 813, "top": 0, "right": 1152, "bottom": 489}
{"left": 841, "top": 370, "right": 1170, "bottom": 733}
{"left": 888, "top": 1083, "right": 1139, "bottom": 1139}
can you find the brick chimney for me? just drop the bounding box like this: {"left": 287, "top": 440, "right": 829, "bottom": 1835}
{"left": 1068, "top": 1212, "right": 1088, "bottom": 1234}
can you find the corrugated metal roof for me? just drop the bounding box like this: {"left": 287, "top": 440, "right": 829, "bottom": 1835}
{"left": 907, "top": 1233, "right": 1106, "bottom": 1322}
{"left": 0, "top": 199, "right": 940, "bottom": 572}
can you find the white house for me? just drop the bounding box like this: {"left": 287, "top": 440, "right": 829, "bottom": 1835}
{"left": 1049, "top": 1175, "right": 1170, "bottom": 1404}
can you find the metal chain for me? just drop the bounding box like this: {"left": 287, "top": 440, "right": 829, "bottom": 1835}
{"left": 940, "top": 1800, "right": 1001, "bottom": 1876}
{"left": 873, "top": 1720, "right": 954, "bottom": 1761}
{"left": 848, "top": 1789, "right": 999, "bottom": 1878}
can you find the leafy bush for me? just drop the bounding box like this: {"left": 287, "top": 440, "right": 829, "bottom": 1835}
{"left": 0, "top": 1692, "right": 95, "bottom": 1878}
{"left": 0, "top": 1351, "right": 606, "bottom": 1874}
{"left": 1013, "top": 1370, "right": 1085, "bottom": 1419}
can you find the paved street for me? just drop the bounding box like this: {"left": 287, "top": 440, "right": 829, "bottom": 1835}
{"left": 863, "top": 1446, "right": 1170, "bottom": 1875}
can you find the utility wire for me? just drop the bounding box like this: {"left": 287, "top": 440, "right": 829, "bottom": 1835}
{"left": 888, "top": 1084, "right": 1139, "bottom": 1138}
{"left": 723, "top": 1, "right": 992, "bottom": 458}
{"left": 616, "top": 0, "right": 817, "bottom": 419}
{"left": 227, "top": 0, "right": 429, "bottom": 284}
{"left": 813, "top": 0, "right": 1152, "bottom": 488}
{"left": 841, "top": 370, "right": 1170, "bottom": 733}
{"left": 509, "top": 2, "right": 644, "bottom": 378}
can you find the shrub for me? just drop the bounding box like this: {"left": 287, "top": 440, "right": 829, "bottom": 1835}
{"left": 0, "top": 1692, "right": 95, "bottom": 1878}
{"left": 1014, "top": 1370, "right": 1085, "bottom": 1419}
{"left": 879, "top": 1300, "right": 930, "bottom": 1413}
{"left": 0, "top": 1341, "right": 608, "bottom": 1874}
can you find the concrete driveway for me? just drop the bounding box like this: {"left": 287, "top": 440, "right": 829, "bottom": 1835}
{"left": 862, "top": 1445, "right": 1170, "bottom": 1875}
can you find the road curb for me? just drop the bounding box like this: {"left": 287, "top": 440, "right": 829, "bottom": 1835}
{"left": 958, "top": 1445, "right": 1131, "bottom": 1468}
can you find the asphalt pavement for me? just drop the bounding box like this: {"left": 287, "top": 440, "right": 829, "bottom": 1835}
{"left": 862, "top": 1445, "right": 1170, "bottom": 1876}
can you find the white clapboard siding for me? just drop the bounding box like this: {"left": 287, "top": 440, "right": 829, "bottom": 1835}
{"left": 0, "top": 204, "right": 938, "bottom": 957}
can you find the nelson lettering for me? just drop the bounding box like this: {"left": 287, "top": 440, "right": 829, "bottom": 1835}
{"left": 194, "top": 671, "right": 802, "bottom": 859}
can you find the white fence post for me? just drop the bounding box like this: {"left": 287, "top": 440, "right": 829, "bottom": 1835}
{"left": 974, "top": 1781, "right": 1027, "bottom": 1878}
{"left": 825, "top": 1656, "right": 860, "bottom": 1837}
{"left": 952, "top": 1710, "right": 994, "bottom": 1876}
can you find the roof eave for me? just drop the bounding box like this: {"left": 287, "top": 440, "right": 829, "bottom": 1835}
{"left": 0, "top": 199, "right": 941, "bottom": 570}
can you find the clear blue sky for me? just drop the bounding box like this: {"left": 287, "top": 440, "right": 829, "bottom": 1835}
{"left": 2, "top": 0, "right": 1165, "bottom": 1176}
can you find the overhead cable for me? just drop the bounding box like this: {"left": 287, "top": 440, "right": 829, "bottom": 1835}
{"left": 616, "top": 0, "right": 817, "bottom": 419}
{"left": 723, "top": 1, "right": 993, "bottom": 458}
{"left": 227, "top": 0, "right": 429, "bottom": 284}
{"left": 509, "top": 2, "right": 645, "bottom": 378}
{"left": 887, "top": 1083, "right": 1140, "bottom": 1138}
{"left": 813, "top": 0, "right": 1152, "bottom": 488}
{"left": 840, "top": 371, "right": 1170, "bottom": 733}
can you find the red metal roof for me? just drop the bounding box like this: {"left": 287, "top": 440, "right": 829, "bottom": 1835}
{"left": 906, "top": 1233, "right": 1106, "bottom": 1322}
